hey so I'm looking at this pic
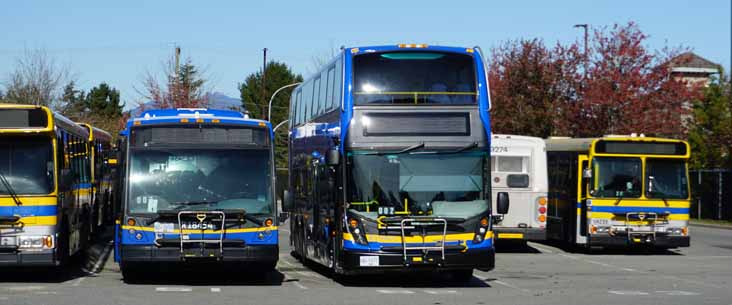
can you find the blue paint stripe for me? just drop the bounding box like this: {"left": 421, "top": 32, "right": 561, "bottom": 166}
{"left": 0, "top": 205, "right": 57, "bottom": 217}
{"left": 590, "top": 206, "right": 689, "bottom": 214}
{"left": 120, "top": 229, "right": 278, "bottom": 246}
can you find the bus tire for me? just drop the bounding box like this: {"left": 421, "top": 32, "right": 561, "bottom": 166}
{"left": 445, "top": 269, "right": 474, "bottom": 282}
{"left": 56, "top": 219, "right": 71, "bottom": 268}
{"left": 121, "top": 263, "right": 142, "bottom": 283}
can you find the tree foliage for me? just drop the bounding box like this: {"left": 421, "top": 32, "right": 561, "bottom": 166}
{"left": 59, "top": 81, "right": 125, "bottom": 137}
{"left": 688, "top": 75, "right": 732, "bottom": 168}
{"left": 2, "top": 48, "right": 70, "bottom": 106}
{"left": 138, "top": 56, "right": 209, "bottom": 109}
{"left": 239, "top": 61, "right": 303, "bottom": 168}
{"left": 489, "top": 22, "right": 702, "bottom": 139}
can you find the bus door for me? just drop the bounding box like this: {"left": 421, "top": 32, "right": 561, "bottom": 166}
{"left": 576, "top": 155, "right": 589, "bottom": 244}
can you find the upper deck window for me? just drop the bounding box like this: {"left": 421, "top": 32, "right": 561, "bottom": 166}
{"left": 353, "top": 51, "right": 477, "bottom": 105}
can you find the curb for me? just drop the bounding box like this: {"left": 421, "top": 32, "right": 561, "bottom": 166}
{"left": 689, "top": 222, "right": 732, "bottom": 231}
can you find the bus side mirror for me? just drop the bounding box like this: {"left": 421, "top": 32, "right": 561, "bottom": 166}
{"left": 496, "top": 192, "right": 510, "bottom": 214}
{"left": 326, "top": 148, "right": 340, "bottom": 166}
{"left": 582, "top": 168, "right": 592, "bottom": 179}
{"left": 283, "top": 190, "right": 293, "bottom": 212}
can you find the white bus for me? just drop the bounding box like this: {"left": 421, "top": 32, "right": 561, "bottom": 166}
{"left": 490, "top": 134, "right": 548, "bottom": 241}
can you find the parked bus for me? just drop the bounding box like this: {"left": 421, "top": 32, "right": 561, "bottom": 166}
{"left": 78, "top": 123, "right": 114, "bottom": 236}
{"left": 490, "top": 134, "right": 548, "bottom": 242}
{"left": 0, "top": 104, "right": 92, "bottom": 267}
{"left": 285, "top": 44, "right": 508, "bottom": 281}
{"left": 114, "top": 108, "right": 278, "bottom": 280}
{"left": 545, "top": 135, "right": 691, "bottom": 249}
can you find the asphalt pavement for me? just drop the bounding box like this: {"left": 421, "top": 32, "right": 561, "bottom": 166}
{"left": 1, "top": 224, "right": 731, "bottom": 305}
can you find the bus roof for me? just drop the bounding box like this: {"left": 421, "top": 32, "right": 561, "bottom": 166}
{"left": 77, "top": 122, "right": 113, "bottom": 142}
{"left": 0, "top": 103, "right": 88, "bottom": 138}
{"left": 545, "top": 136, "right": 688, "bottom": 153}
{"left": 348, "top": 45, "right": 478, "bottom": 56}
{"left": 121, "top": 108, "right": 271, "bottom": 136}
{"left": 492, "top": 134, "right": 545, "bottom": 144}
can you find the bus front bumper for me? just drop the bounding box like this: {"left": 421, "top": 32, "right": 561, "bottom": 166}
{"left": 588, "top": 234, "right": 689, "bottom": 248}
{"left": 339, "top": 247, "right": 495, "bottom": 275}
{"left": 120, "top": 244, "right": 278, "bottom": 264}
{"left": 494, "top": 227, "right": 546, "bottom": 241}
{"left": 0, "top": 249, "right": 58, "bottom": 267}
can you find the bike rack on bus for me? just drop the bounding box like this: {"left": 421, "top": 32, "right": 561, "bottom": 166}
{"left": 624, "top": 212, "right": 658, "bottom": 242}
{"left": 177, "top": 211, "right": 225, "bottom": 259}
{"left": 399, "top": 218, "right": 448, "bottom": 265}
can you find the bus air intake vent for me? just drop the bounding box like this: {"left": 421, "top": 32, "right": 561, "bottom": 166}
{"left": 362, "top": 112, "right": 470, "bottom": 136}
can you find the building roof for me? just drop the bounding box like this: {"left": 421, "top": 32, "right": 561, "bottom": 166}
{"left": 669, "top": 52, "right": 720, "bottom": 74}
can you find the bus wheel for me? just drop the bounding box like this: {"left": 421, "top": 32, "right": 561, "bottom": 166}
{"left": 445, "top": 269, "right": 474, "bottom": 283}
{"left": 121, "top": 263, "right": 142, "bottom": 283}
{"left": 56, "top": 221, "right": 71, "bottom": 269}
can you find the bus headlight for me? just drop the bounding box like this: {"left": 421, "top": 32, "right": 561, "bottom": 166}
{"left": 473, "top": 217, "right": 490, "bottom": 243}
{"left": 666, "top": 227, "right": 685, "bottom": 235}
{"left": 348, "top": 218, "right": 369, "bottom": 246}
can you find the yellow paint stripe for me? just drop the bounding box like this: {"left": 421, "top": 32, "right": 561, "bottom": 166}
{"left": 590, "top": 212, "right": 689, "bottom": 221}
{"left": 121, "top": 225, "right": 278, "bottom": 234}
{"left": 342, "top": 232, "right": 486, "bottom": 243}
{"left": 14, "top": 216, "right": 57, "bottom": 226}
{"left": 0, "top": 197, "right": 56, "bottom": 206}
{"left": 497, "top": 233, "right": 524, "bottom": 239}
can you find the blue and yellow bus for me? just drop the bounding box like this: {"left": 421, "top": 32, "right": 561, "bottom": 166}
{"left": 78, "top": 123, "right": 115, "bottom": 237}
{"left": 114, "top": 108, "right": 278, "bottom": 280}
{"left": 285, "top": 44, "right": 509, "bottom": 280}
{"left": 546, "top": 135, "right": 691, "bottom": 249}
{"left": 0, "top": 104, "right": 93, "bottom": 267}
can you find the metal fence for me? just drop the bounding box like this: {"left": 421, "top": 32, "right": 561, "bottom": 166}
{"left": 690, "top": 169, "right": 732, "bottom": 220}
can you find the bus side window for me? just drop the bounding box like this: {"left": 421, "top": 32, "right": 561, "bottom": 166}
{"left": 334, "top": 56, "right": 342, "bottom": 110}
{"left": 580, "top": 160, "right": 588, "bottom": 198}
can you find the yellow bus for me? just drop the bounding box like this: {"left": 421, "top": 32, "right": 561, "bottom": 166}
{"left": 0, "top": 104, "right": 92, "bottom": 267}
{"left": 78, "top": 123, "right": 114, "bottom": 237}
{"left": 546, "top": 135, "right": 690, "bottom": 249}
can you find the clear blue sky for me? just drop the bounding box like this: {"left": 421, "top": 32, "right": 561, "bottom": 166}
{"left": 1, "top": 0, "right": 729, "bottom": 109}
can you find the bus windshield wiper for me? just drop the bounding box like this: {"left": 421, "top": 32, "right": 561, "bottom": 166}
{"left": 0, "top": 169, "right": 22, "bottom": 206}
{"left": 168, "top": 200, "right": 218, "bottom": 210}
{"left": 649, "top": 191, "right": 670, "bottom": 207}
{"left": 364, "top": 142, "right": 425, "bottom": 155}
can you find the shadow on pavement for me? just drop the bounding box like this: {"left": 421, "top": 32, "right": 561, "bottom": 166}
{"left": 536, "top": 240, "right": 684, "bottom": 256}
{"left": 288, "top": 252, "right": 491, "bottom": 288}
{"left": 495, "top": 240, "right": 542, "bottom": 253}
{"left": 120, "top": 266, "right": 285, "bottom": 286}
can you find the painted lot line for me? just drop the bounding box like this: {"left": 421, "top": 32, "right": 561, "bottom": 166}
{"left": 475, "top": 274, "right": 530, "bottom": 293}
{"left": 155, "top": 287, "right": 193, "bottom": 292}
{"left": 556, "top": 253, "right": 726, "bottom": 290}
{"left": 376, "top": 289, "right": 415, "bottom": 294}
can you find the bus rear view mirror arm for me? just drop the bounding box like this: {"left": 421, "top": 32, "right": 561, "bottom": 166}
{"left": 496, "top": 192, "right": 510, "bottom": 215}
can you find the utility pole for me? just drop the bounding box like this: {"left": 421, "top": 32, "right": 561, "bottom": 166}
{"left": 574, "top": 24, "right": 589, "bottom": 81}
{"left": 174, "top": 46, "right": 181, "bottom": 76}
{"left": 262, "top": 48, "right": 268, "bottom": 119}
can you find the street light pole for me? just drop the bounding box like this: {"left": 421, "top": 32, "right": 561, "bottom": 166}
{"left": 273, "top": 119, "right": 288, "bottom": 133}
{"left": 574, "top": 24, "right": 589, "bottom": 80}
{"left": 261, "top": 48, "right": 268, "bottom": 119}
{"left": 268, "top": 82, "right": 302, "bottom": 121}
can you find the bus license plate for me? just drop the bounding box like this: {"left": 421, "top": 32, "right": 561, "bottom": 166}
{"left": 359, "top": 256, "right": 379, "bottom": 267}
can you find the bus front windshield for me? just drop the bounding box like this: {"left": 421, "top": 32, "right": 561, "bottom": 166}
{"left": 0, "top": 137, "right": 54, "bottom": 195}
{"left": 646, "top": 159, "right": 689, "bottom": 199}
{"left": 353, "top": 51, "right": 477, "bottom": 105}
{"left": 592, "top": 157, "right": 642, "bottom": 198}
{"left": 347, "top": 151, "right": 488, "bottom": 220}
{"left": 127, "top": 149, "right": 272, "bottom": 215}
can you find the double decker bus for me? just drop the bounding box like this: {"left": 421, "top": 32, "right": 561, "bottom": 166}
{"left": 285, "top": 44, "right": 509, "bottom": 280}
{"left": 490, "top": 134, "right": 548, "bottom": 242}
{"left": 546, "top": 135, "right": 691, "bottom": 249}
{"left": 0, "top": 104, "right": 93, "bottom": 267}
{"left": 114, "top": 108, "right": 278, "bottom": 280}
{"left": 78, "top": 123, "right": 114, "bottom": 236}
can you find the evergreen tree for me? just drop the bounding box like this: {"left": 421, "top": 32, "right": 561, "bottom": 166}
{"left": 239, "top": 61, "right": 303, "bottom": 168}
